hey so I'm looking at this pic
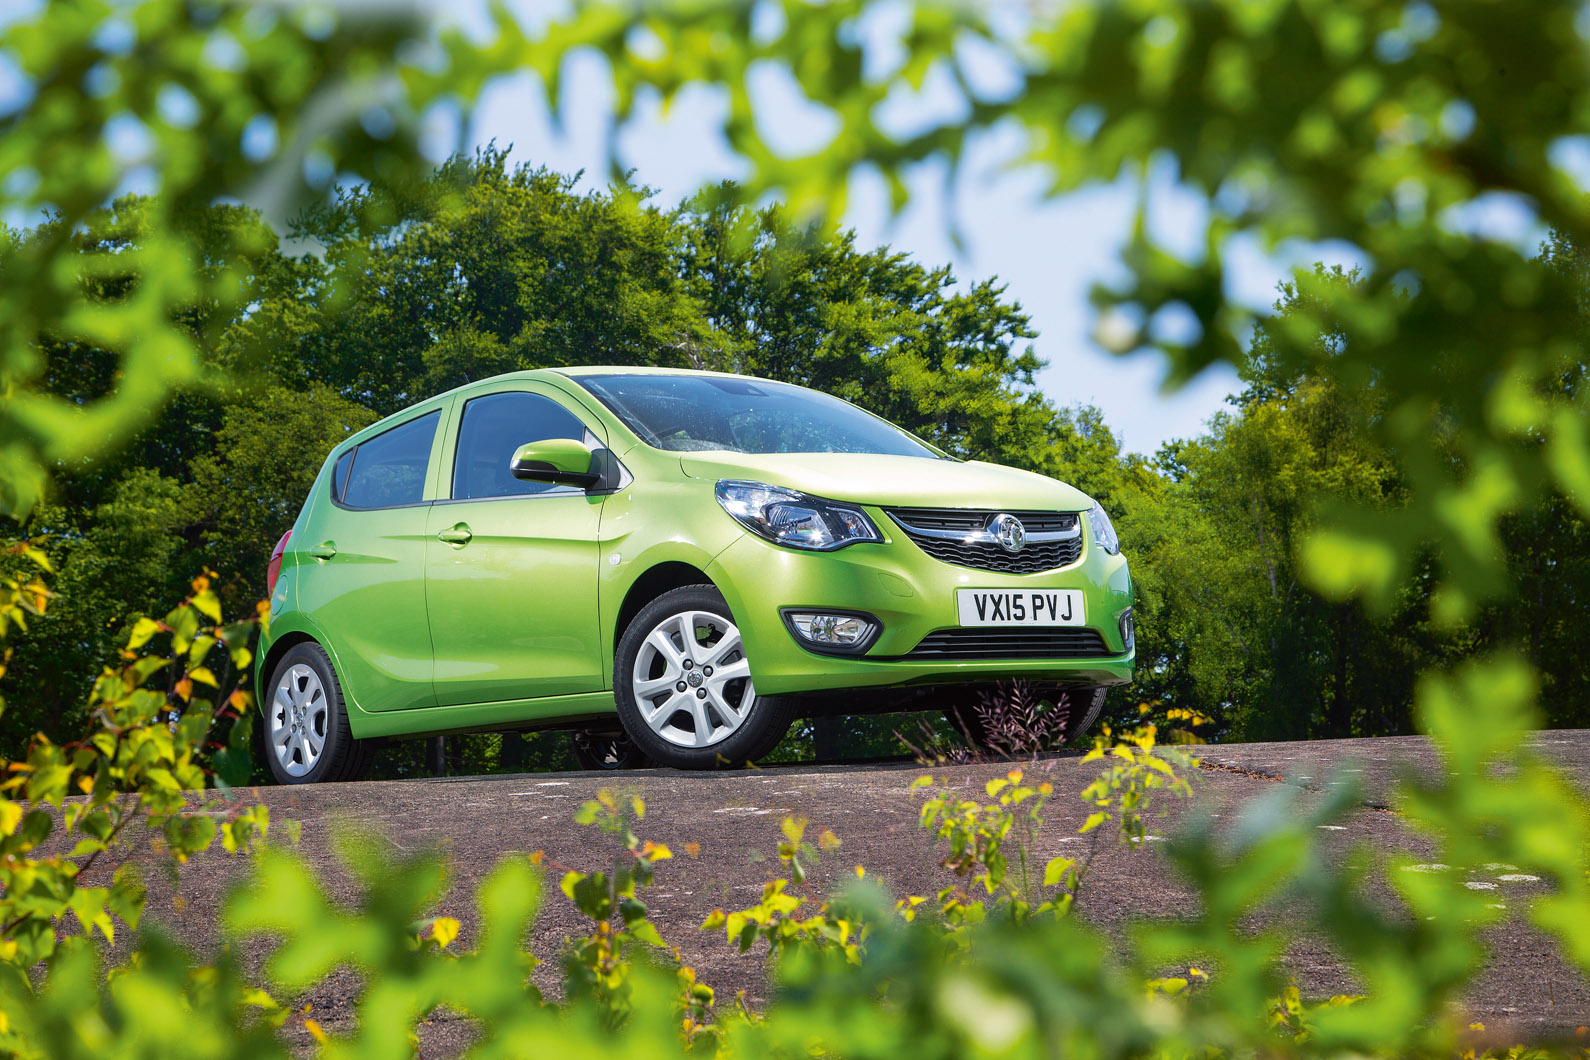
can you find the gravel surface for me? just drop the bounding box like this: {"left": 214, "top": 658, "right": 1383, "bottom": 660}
{"left": 100, "top": 730, "right": 1590, "bottom": 1052}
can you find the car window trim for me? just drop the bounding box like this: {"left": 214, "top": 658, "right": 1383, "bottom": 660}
{"left": 330, "top": 450, "right": 355, "bottom": 503}
{"left": 329, "top": 499, "right": 435, "bottom": 513}
{"left": 432, "top": 490, "right": 593, "bottom": 507}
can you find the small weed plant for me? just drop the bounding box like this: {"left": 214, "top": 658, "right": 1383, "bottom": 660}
{"left": 952, "top": 680, "right": 1075, "bottom": 758}
{"left": 0, "top": 562, "right": 269, "bottom": 982}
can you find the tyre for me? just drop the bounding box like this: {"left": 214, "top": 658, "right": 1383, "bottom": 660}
{"left": 1068, "top": 686, "right": 1107, "bottom": 744}
{"left": 613, "top": 585, "right": 796, "bottom": 769}
{"left": 571, "top": 728, "right": 653, "bottom": 770}
{"left": 263, "top": 642, "right": 372, "bottom": 784}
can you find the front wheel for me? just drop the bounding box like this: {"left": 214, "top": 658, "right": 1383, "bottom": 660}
{"left": 613, "top": 585, "right": 795, "bottom": 769}
{"left": 263, "top": 642, "right": 372, "bottom": 783}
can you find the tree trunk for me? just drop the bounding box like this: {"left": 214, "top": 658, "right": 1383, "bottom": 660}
{"left": 1329, "top": 606, "right": 1353, "bottom": 737}
{"left": 813, "top": 716, "right": 841, "bottom": 762}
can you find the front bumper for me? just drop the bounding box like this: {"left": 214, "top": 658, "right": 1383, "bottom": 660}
{"left": 706, "top": 519, "right": 1135, "bottom": 697}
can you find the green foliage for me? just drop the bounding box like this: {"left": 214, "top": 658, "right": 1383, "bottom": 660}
{"left": 554, "top": 789, "right": 677, "bottom": 1023}
{"left": 260, "top": 151, "right": 1057, "bottom": 463}
{"left": 1114, "top": 268, "right": 1560, "bottom": 739}
{"left": 2, "top": 471, "right": 195, "bottom": 746}
{"left": 913, "top": 716, "right": 1200, "bottom": 931}
{"left": 679, "top": 191, "right": 1053, "bottom": 468}
{"left": 915, "top": 769, "right": 1072, "bottom": 924}
{"left": 188, "top": 384, "right": 377, "bottom": 604}
{"left": 701, "top": 815, "right": 860, "bottom": 963}
{"left": 0, "top": 0, "right": 500, "bottom": 519}
{"left": 1079, "top": 710, "right": 1201, "bottom": 846}
{"left": 0, "top": 562, "right": 269, "bottom": 1022}
{"left": 279, "top": 156, "right": 725, "bottom": 414}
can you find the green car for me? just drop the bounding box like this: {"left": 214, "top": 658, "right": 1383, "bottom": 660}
{"left": 258, "top": 367, "right": 1134, "bottom": 781}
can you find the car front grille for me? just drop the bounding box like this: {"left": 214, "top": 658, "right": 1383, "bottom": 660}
{"left": 884, "top": 507, "right": 1083, "bottom": 575}
{"left": 895, "top": 627, "right": 1115, "bottom": 660}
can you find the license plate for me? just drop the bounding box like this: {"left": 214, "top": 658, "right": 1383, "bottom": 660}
{"left": 956, "top": 588, "right": 1086, "bottom": 627}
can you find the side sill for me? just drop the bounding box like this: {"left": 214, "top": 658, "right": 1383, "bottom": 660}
{"left": 345, "top": 690, "right": 619, "bottom": 740}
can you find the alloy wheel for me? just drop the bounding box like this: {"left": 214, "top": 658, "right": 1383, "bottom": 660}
{"left": 271, "top": 663, "right": 329, "bottom": 777}
{"left": 630, "top": 609, "right": 755, "bottom": 748}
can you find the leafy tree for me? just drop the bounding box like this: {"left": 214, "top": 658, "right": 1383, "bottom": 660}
{"left": 0, "top": 0, "right": 503, "bottom": 518}
{"left": 1119, "top": 270, "right": 1476, "bottom": 739}
{"left": 256, "top": 152, "right": 1059, "bottom": 474}
{"left": 1, "top": 470, "right": 195, "bottom": 749}
{"left": 1476, "top": 230, "right": 1590, "bottom": 725}
{"left": 678, "top": 191, "right": 1055, "bottom": 466}
{"left": 189, "top": 384, "right": 377, "bottom": 609}
{"left": 272, "top": 153, "right": 725, "bottom": 414}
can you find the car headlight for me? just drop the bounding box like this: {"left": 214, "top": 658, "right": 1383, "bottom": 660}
{"left": 715, "top": 480, "right": 883, "bottom": 551}
{"left": 1087, "top": 500, "right": 1120, "bottom": 555}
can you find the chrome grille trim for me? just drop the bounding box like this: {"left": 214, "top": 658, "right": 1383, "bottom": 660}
{"left": 885, "top": 507, "right": 1084, "bottom": 575}
{"left": 886, "top": 508, "right": 1080, "bottom": 544}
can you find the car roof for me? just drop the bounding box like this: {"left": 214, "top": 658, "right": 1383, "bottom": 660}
{"left": 550, "top": 365, "right": 771, "bottom": 381}
{"left": 424, "top": 365, "right": 784, "bottom": 402}
{"left": 336, "top": 366, "right": 784, "bottom": 451}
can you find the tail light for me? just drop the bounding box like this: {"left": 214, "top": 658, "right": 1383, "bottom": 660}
{"left": 267, "top": 530, "right": 292, "bottom": 594}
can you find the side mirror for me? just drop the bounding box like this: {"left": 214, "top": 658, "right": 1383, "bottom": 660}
{"left": 510, "top": 438, "right": 602, "bottom": 489}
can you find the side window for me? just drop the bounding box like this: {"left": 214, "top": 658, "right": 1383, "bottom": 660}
{"left": 452, "top": 392, "right": 590, "bottom": 500}
{"left": 330, "top": 449, "right": 354, "bottom": 502}
{"left": 341, "top": 411, "right": 440, "bottom": 509}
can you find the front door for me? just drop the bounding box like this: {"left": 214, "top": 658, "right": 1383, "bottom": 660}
{"left": 424, "top": 387, "right": 606, "bottom": 706}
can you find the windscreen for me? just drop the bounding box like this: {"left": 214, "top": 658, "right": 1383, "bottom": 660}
{"left": 570, "top": 374, "right": 945, "bottom": 458}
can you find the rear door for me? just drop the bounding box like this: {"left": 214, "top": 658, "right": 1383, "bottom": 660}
{"left": 296, "top": 408, "right": 446, "bottom": 713}
{"left": 424, "top": 383, "right": 607, "bottom": 706}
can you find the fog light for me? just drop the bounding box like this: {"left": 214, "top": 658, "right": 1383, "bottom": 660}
{"left": 788, "top": 612, "right": 874, "bottom": 646}
{"left": 1118, "top": 607, "right": 1135, "bottom": 650}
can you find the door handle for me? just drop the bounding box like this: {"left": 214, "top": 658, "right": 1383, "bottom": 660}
{"left": 307, "top": 543, "right": 337, "bottom": 560}
{"left": 437, "top": 525, "right": 473, "bottom": 546}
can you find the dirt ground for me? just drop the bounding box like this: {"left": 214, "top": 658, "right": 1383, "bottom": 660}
{"left": 103, "top": 730, "right": 1590, "bottom": 1053}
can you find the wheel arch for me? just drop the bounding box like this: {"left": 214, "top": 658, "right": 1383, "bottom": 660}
{"left": 257, "top": 629, "right": 321, "bottom": 704}
{"left": 613, "top": 561, "right": 720, "bottom": 647}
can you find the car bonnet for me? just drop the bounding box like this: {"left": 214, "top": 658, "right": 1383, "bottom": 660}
{"left": 677, "top": 451, "right": 1093, "bottom": 511}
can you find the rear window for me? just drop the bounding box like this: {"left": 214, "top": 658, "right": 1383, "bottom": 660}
{"left": 340, "top": 411, "right": 440, "bottom": 509}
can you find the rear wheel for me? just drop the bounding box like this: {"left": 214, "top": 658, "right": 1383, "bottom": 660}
{"left": 263, "top": 643, "right": 372, "bottom": 784}
{"left": 1068, "top": 686, "right": 1108, "bottom": 744}
{"left": 571, "top": 728, "right": 653, "bottom": 770}
{"left": 613, "top": 585, "right": 796, "bottom": 769}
